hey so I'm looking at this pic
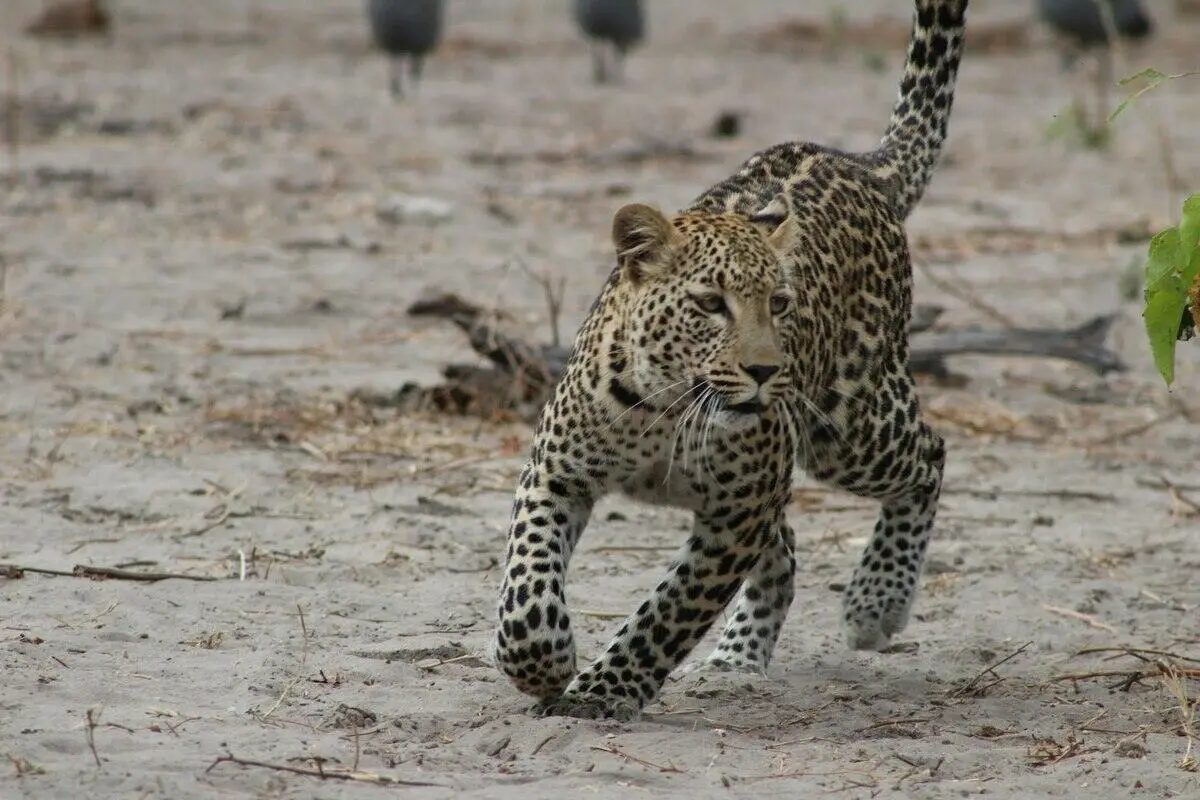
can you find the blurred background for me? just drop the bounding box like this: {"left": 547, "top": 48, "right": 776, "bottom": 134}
{"left": 0, "top": 0, "right": 1197, "bottom": 440}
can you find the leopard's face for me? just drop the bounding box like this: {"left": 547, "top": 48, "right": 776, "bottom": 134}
{"left": 610, "top": 203, "right": 799, "bottom": 430}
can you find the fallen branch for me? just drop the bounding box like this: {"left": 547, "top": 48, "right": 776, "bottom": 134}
{"left": 205, "top": 752, "right": 445, "bottom": 786}
{"left": 398, "top": 292, "right": 1127, "bottom": 420}
{"left": 949, "top": 641, "right": 1032, "bottom": 698}
{"left": 908, "top": 314, "right": 1125, "bottom": 376}
{"left": 1, "top": 564, "right": 220, "bottom": 582}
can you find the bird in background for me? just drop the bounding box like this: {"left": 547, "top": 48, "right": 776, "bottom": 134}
{"left": 572, "top": 0, "right": 645, "bottom": 84}
{"left": 1035, "top": 0, "right": 1154, "bottom": 127}
{"left": 24, "top": 0, "right": 110, "bottom": 38}
{"left": 366, "top": 0, "right": 445, "bottom": 100}
{"left": 1038, "top": 0, "right": 1152, "bottom": 64}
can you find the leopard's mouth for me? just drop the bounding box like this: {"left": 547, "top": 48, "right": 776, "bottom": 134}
{"left": 724, "top": 398, "right": 767, "bottom": 415}
{"left": 690, "top": 378, "right": 769, "bottom": 416}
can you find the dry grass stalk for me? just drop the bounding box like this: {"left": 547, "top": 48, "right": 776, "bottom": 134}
{"left": 256, "top": 605, "right": 310, "bottom": 722}
{"left": 5, "top": 51, "right": 18, "bottom": 187}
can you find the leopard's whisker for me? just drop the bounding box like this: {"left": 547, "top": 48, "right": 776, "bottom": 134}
{"left": 820, "top": 382, "right": 878, "bottom": 414}
{"left": 697, "top": 393, "right": 723, "bottom": 485}
{"left": 640, "top": 381, "right": 703, "bottom": 439}
{"left": 663, "top": 387, "right": 710, "bottom": 485}
{"left": 798, "top": 394, "right": 848, "bottom": 446}
{"left": 782, "top": 401, "right": 814, "bottom": 469}
{"left": 677, "top": 387, "right": 712, "bottom": 475}
{"left": 606, "top": 377, "right": 692, "bottom": 430}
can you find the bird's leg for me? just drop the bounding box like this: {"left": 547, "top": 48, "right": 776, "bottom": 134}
{"left": 388, "top": 58, "right": 404, "bottom": 100}
{"left": 612, "top": 47, "right": 627, "bottom": 84}
{"left": 1059, "top": 49, "right": 1088, "bottom": 134}
{"left": 591, "top": 44, "right": 609, "bottom": 85}
{"left": 1094, "top": 48, "right": 1114, "bottom": 132}
{"left": 410, "top": 55, "right": 426, "bottom": 94}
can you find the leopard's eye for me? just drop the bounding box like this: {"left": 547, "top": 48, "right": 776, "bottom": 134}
{"left": 694, "top": 294, "right": 727, "bottom": 315}
{"left": 769, "top": 294, "right": 792, "bottom": 315}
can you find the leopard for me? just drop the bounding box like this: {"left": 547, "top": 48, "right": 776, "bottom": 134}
{"left": 489, "top": 0, "right": 968, "bottom": 722}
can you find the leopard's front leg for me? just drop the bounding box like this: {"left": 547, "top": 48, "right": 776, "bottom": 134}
{"left": 491, "top": 460, "right": 594, "bottom": 700}
{"left": 536, "top": 499, "right": 786, "bottom": 722}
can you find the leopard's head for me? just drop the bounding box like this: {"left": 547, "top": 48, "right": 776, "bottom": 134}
{"left": 609, "top": 197, "right": 799, "bottom": 429}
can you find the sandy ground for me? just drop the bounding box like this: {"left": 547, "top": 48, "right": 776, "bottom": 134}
{"left": 1, "top": 0, "right": 1199, "bottom": 797}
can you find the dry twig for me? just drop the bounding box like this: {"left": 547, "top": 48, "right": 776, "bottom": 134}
{"left": 577, "top": 609, "right": 626, "bottom": 619}
{"left": 515, "top": 259, "right": 567, "bottom": 350}
{"left": 942, "top": 488, "right": 1115, "bottom": 503}
{"left": 1074, "top": 646, "right": 1200, "bottom": 665}
{"left": 2, "top": 564, "right": 220, "bottom": 582}
{"left": 205, "top": 752, "right": 444, "bottom": 786}
{"left": 1028, "top": 734, "right": 1098, "bottom": 767}
{"left": 950, "top": 641, "right": 1032, "bottom": 698}
{"left": 591, "top": 744, "right": 683, "bottom": 773}
{"left": 1043, "top": 605, "right": 1116, "bottom": 632}
{"left": 855, "top": 717, "right": 934, "bottom": 733}
{"left": 1048, "top": 646, "right": 1200, "bottom": 708}
{"left": 84, "top": 709, "right": 101, "bottom": 768}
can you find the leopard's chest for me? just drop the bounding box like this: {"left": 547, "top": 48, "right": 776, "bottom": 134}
{"left": 601, "top": 415, "right": 726, "bottom": 510}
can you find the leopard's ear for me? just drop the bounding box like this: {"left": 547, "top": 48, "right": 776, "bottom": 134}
{"left": 612, "top": 203, "right": 680, "bottom": 282}
{"left": 748, "top": 194, "right": 798, "bottom": 254}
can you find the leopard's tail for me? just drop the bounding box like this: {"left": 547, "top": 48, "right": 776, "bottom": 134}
{"left": 864, "top": 0, "right": 968, "bottom": 220}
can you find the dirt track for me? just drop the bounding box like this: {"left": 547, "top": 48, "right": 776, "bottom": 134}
{"left": 1, "top": 1, "right": 1198, "bottom": 798}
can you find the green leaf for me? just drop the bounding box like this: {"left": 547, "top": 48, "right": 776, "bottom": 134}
{"left": 1144, "top": 288, "right": 1188, "bottom": 386}
{"left": 1117, "top": 67, "right": 1167, "bottom": 88}
{"left": 1142, "top": 205, "right": 1196, "bottom": 386}
{"left": 1144, "top": 227, "right": 1180, "bottom": 295}
{"left": 1188, "top": 244, "right": 1200, "bottom": 294}
{"left": 1178, "top": 193, "right": 1200, "bottom": 284}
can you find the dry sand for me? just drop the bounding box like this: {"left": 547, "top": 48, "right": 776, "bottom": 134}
{"left": 1, "top": 1, "right": 1199, "bottom": 798}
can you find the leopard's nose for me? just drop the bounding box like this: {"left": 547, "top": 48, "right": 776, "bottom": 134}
{"left": 742, "top": 363, "right": 780, "bottom": 385}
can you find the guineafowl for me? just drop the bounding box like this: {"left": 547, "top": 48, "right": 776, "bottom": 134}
{"left": 24, "top": 0, "right": 110, "bottom": 37}
{"left": 573, "top": 0, "right": 645, "bottom": 84}
{"left": 1038, "top": 0, "right": 1152, "bottom": 63}
{"left": 366, "top": 0, "right": 444, "bottom": 100}
{"left": 1036, "top": 0, "right": 1153, "bottom": 132}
